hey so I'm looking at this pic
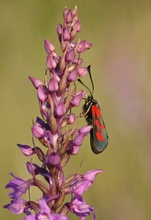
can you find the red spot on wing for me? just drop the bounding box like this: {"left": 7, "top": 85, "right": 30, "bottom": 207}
{"left": 95, "top": 119, "right": 99, "bottom": 126}
{"left": 100, "top": 124, "right": 105, "bottom": 130}
{"left": 92, "top": 105, "right": 101, "bottom": 117}
{"left": 96, "top": 131, "right": 105, "bottom": 141}
{"left": 95, "top": 106, "right": 101, "bottom": 117}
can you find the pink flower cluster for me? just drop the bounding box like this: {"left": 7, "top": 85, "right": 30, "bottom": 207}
{"left": 4, "top": 6, "right": 102, "bottom": 220}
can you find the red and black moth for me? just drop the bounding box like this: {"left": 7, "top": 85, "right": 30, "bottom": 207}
{"left": 78, "top": 66, "right": 108, "bottom": 154}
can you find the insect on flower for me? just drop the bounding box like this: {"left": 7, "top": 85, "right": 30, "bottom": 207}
{"left": 78, "top": 66, "right": 108, "bottom": 154}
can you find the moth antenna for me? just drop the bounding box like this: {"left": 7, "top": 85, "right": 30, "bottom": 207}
{"left": 88, "top": 65, "right": 94, "bottom": 95}
{"left": 77, "top": 78, "right": 93, "bottom": 97}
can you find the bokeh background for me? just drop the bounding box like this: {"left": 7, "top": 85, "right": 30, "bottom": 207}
{"left": 1, "top": 0, "right": 151, "bottom": 219}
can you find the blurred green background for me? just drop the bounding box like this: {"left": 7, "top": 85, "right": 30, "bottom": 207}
{"left": 1, "top": 0, "right": 151, "bottom": 219}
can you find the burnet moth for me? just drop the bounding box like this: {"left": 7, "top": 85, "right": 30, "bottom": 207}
{"left": 78, "top": 66, "right": 108, "bottom": 154}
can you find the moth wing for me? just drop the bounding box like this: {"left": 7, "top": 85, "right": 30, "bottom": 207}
{"left": 90, "top": 105, "right": 108, "bottom": 154}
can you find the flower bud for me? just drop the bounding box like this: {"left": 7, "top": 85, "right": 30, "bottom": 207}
{"left": 3, "top": 198, "right": 26, "bottom": 214}
{"left": 31, "top": 125, "right": 45, "bottom": 138}
{"left": 73, "top": 20, "right": 81, "bottom": 32}
{"left": 37, "top": 85, "right": 48, "bottom": 102}
{"left": 57, "top": 24, "right": 62, "bottom": 42}
{"left": 17, "top": 144, "right": 34, "bottom": 156}
{"left": 63, "top": 27, "right": 70, "bottom": 41}
{"left": 44, "top": 40, "right": 55, "bottom": 54}
{"left": 83, "top": 169, "right": 103, "bottom": 181}
{"left": 67, "top": 113, "right": 75, "bottom": 124}
{"left": 79, "top": 125, "right": 92, "bottom": 135}
{"left": 29, "top": 76, "right": 43, "bottom": 89}
{"left": 71, "top": 91, "right": 84, "bottom": 106}
{"left": 26, "top": 162, "right": 39, "bottom": 175}
{"left": 55, "top": 102, "right": 66, "bottom": 117}
{"left": 71, "top": 145, "right": 81, "bottom": 155}
{"left": 65, "top": 11, "right": 72, "bottom": 23}
{"left": 77, "top": 40, "right": 92, "bottom": 53}
{"left": 67, "top": 68, "right": 78, "bottom": 82}
{"left": 78, "top": 67, "right": 88, "bottom": 77}
{"left": 72, "top": 133, "right": 85, "bottom": 146}
{"left": 46, "top": 54, "right": 57, "bottom": 70}
{"left": 48, "top": 152, "right": 61, "bottom": 166}
{"left": 72, "top": 6, "right": 78, "bottom": 17}
{"left": 48, "top": 75, "right": 59, "bottom": 92}
{"left": 66, "top": 49, "right": 75, "bottom": 62}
